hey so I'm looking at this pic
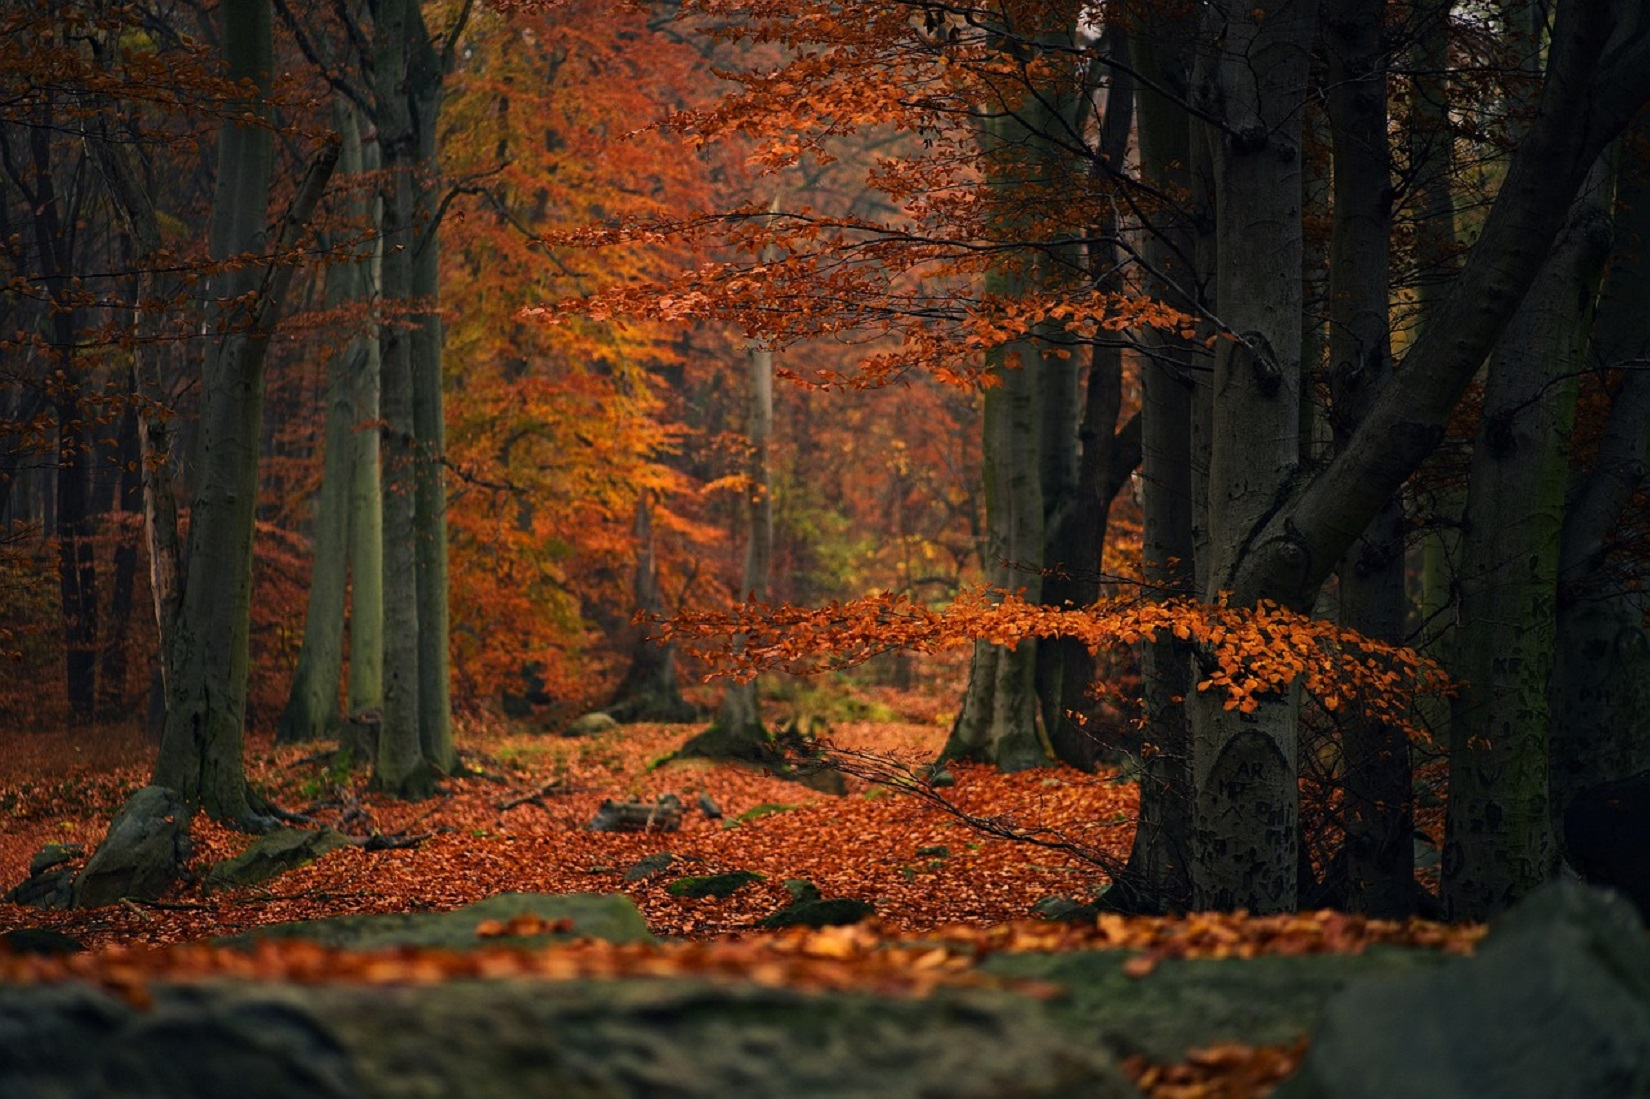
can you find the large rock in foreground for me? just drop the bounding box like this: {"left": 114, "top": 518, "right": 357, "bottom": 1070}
{"left": 0, "top": 977, "right": 1136, "bottom": 1099}
{"left": 1279, "top": 879, "right": 1650, "bottom": 1099}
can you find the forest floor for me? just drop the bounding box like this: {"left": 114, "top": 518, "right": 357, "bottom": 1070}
{"left": 0, "top": 689, "right": 1483, "bottom": 1097}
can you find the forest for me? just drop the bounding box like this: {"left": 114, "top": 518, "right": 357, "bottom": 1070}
{"left": 3, "top": 0, "right": 1650, "bottom": 1095}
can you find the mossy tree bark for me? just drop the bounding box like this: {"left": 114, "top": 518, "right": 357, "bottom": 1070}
{"left": 1443, "top": 154, "right": 1613, "bottom": 920}
{"left": 1549, "top": 115, "right": 1650, "bottom": 819}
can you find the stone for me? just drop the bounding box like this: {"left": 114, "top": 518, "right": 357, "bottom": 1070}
{"left": 982, "top": 945, "right": 1450, "bottom": 1065}
{"left": 1277, "top": 879, "right": 1650, "bottom": 1099}
{"left": 563, "top": 711, "right": 619, "bottom": 737}
{"left": 7, "top": 845, "right": 84, "bottom": 909}
{"left": 0, "top": 975, "right": 1137, "bottom": 1098}
{"left": 758, "top": 897, "right": 874, "bottom": 929}
{"left": 29, "top": 844, "right": 84, "bottom": 877}
{"left": 783, "top": 879, "right": 821, "bottom": 903}
{"left": 1034, "top": 896, "right": 1099, "bottom": 923}
{"left": 218, "top": 893, "right": 656, "bottom": 950}
{"left": 0, "top": 928, "right": 84, "bottom": 955}
{"left": 205, "top": 828, "right": 353, "bottom": 892}
{"left": 666, "top": 871, "right": 763, "bottom": 900}
{"left": 72, "top": 786, "right": 192, "bottom": 908}
{"left": 622, "top": 852, "right": 675, "bottom": 882}
{"left": 696, "top": 793, "right": 722, "bottom": 819}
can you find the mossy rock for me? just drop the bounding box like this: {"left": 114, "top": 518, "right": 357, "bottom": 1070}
{"left": 758, "top": 897, "right": 874, "bottom": 929}
{"left": 217, "top": 893, "right": 656, "bottom": 950}
{"left": 0, "top": 975, "right": 1137, "bottom": 1098}
{"left": 666, "top": 872, "right": 763, "bottom": 900}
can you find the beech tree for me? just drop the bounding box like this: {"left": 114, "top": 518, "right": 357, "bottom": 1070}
{"left": 138, "top": 0, "right": 336, "bottom": 824}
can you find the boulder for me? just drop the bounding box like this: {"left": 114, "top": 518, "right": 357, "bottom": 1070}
{"left": 563, "top": 711, "right": 619, "bottom": 737}
{"left": 205, "top": 828, "right": 353, "bottom": 893}
{"left": 7, "top": 844, "right": 84, "bottom": 909}
{"left": 1278, "top": 879, "right": 1650, "bottom": 1098}
{"left": 622, "top": 852, "right": 675, "bottom": 883}
{"left": 0, "top": 976, "right": 1137, "bottom": 1099}
{"left": 217, "top": 893, "right": 657, "bottom": 950}
{"left": 0, "top": 928, "right": 84, "bottom": 955}
{"left": 72, "top": 786, "right": 191, "bottom": 908}
{"left": 758, "top": 897, "right": 874, "bottom": 929}
{"left": 666, "top": 871, "right": 763, "bottom": 900}
{"left": 983, "top": 945, "right": 1449, "bottom": 1065}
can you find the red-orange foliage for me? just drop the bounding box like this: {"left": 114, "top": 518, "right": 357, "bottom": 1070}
{"left": 660, "top": 587, "right": 1455, "bottom": 739}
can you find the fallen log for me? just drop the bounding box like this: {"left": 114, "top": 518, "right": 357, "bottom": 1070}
{"left": 588, "top": 795, "right": 683, "bottom": 833}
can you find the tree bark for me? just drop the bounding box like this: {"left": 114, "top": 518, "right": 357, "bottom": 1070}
{"left": 371, "top": 0, "right": 434, "bottom": 799}
{"left": 1113, "top": 3, "right": 1203, "bottom": 913}
{"left": 1187, "top": 0, "right": 1319, "bottom": 914}
{"left": 154, "top": 0, "right": 338, "bottom": 822}
{"left": 1549, "top": 116, "right": 1650, "bottom": 815}
{"left": 1323, "top": 0, "right": 1414, "bottom": 917}
{"left": 409, "top": 6, "right": 456, "bottom": 774}
{"left": 1442, "top": 155, "right": 1614, "bottom": 920}
{"left": 279, "top": 101, "right": 373, "bottom": 744}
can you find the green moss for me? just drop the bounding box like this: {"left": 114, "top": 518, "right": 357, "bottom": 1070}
{"left": 665, "top": 871, "right": 764, "bottom": 899}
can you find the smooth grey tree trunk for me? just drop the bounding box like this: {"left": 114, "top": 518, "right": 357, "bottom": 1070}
{"left": 1037, "top": 29, "right": 1140, "bottom": 775}
{"left": 1187, "top": 0, "right": 1318, "bottom": 914}
{"left": 1407, "top": 0, "right": 1460, "bottom": 745}
{"left": 86, "top": 116, "right": 185, "bottom": 706}
{"left": 347, "top": 134, "right": 385, "bottom": 721}
{"left": 606, "top": 491, "right": 695, "bottom": 723}
{"left": 279, "top": 101, "right": 372, "bottom": 745}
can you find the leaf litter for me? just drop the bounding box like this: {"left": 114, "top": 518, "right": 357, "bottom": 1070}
{"left": 0, "top": 717, "right": 1483, "bottom": 1097}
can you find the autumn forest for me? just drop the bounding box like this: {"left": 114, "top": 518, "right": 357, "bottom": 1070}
{"left": 3, "top": 0, "right": 1650, "bottom": 1094}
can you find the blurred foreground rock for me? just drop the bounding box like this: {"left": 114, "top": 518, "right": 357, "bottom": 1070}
{"left": 1278, "top": 879, "right": 1650, "bottom": 1099}
{"left": 0, "top": 974, "right": 1137, "bottom": 1099}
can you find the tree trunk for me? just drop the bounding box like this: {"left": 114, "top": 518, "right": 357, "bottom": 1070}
{"left": 347, "top": 132, "right": 385, "bottom": 721}
{"left": 1323, "top": 0, "right": 1414, "bottom": 917}
{"left": 1037, "top": 28, "right": 1139, "bottom": 774}
{"left": 1406, "top": 0, "right": 1460, "bottom": 745}
{"left": 1550, "top": 116, "right": 1650, "bottom": 815}
{"left": 154, "top": 0, "right": 338, "bottom": 822}
{"left": 606, "top": 491, "right": 695, "bottom": 723}
{"left": 278, "top": 102, "right": 372, "bottom": 744}
{"left": 1442, "top": 156, "right": 1614, "bottom": 920}
{"left": 1114, "top": 2, "right": 1203, "bottom": 914}
{"left": 97, "top": 404, "right": 141, "bottom": 719}
{"left": 409, "top": 8, "right": 456, "bottom": 774}
{"left": 1186, "top": 0, "right": 1318, "bottom": 914}
{"left": 85, "top": 109, "right": 186, "bottom": 712}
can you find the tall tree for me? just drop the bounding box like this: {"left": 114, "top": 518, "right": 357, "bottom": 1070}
{"left": 153, "top": 0, "right": 337, "bottom": 822}
{"left": 278, "top": 100, "right": 379, "bottom": 744}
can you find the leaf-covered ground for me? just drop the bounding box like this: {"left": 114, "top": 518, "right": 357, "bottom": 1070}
{"left": 0, "top": 711, "right": 1482, "bottom": 1097}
